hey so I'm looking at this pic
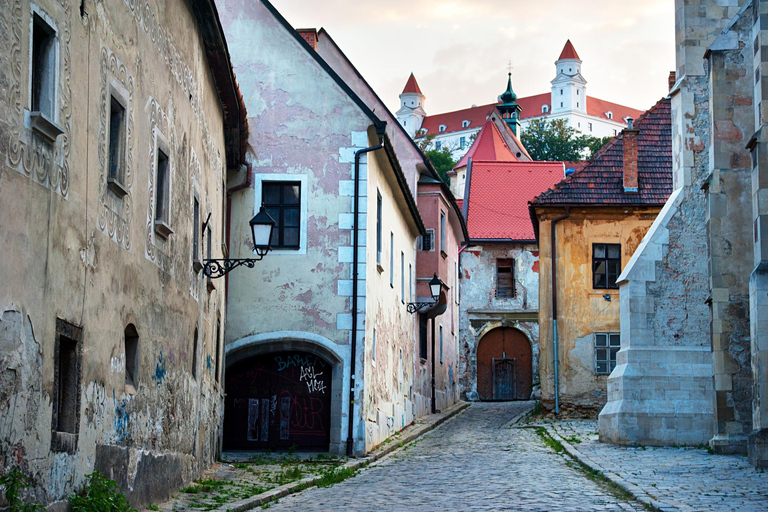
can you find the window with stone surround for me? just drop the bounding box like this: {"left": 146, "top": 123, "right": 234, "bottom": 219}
{"left": 107, "top": 96, "right": 127, "bottom": 194}
{"left": 592, "top": 243, "right": 621, "bottom": 289}
{"left": 124, "top": 324, "right": 139, "bottom": 393}
{"left": 52, "top": 319, "right": 82, "bottom": 453}
{"left": 31, "top": 12, "right": 56, "bottom": 119}
{"left": 419, "top": 314, "right": 428, "bottom": 360}
{"left": 595, "top": 332, "right": 620, "bottom": 374}
{"left": 419, "top": 229, "right": 434, "bottom": 251}
{"left": 496, "top": 259, "right": 515, "bottom": 298}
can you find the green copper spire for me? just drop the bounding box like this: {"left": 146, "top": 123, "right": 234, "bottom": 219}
{"left": 498, "top": 72, "right": 523, "bottom": 135}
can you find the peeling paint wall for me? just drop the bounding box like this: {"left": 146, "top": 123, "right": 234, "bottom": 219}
{"left": 0, "top": 0, "right": 229, "bottom": 507}
{"left": 458, "top": 243, "right": 540, "bottom": 401}
{"left": 536, "top": 209, "right": 658, "bottom": 413}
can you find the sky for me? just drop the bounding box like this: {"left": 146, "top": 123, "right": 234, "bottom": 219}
{"left": 271, "top": 0, "right": 675, "bottom": 116}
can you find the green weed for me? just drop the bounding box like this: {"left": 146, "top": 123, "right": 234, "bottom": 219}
{"left": 0, "top": 467, "right": 45, "bottom": 512}
{"left": 69, "top": 472, "right": 136, "bottom": 512}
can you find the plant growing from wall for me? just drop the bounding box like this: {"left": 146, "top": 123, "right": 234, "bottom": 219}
{"left": 0, "top": 467, "right": 45, "bottom": 512}
{"left": 68, "top": 472, "right": 136, "bottom": 512}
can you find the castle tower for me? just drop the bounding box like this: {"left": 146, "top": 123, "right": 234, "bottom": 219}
{"left": 497, "top": 73, "right": 522, "bottom": 135}
{"left": 396, "top": 73, "right": 427, "bottom": 138}
{"left": 550, "top": 40, "right": 587, "bottom": 115}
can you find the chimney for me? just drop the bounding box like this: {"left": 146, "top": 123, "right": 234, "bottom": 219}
{"left": 623, "top": 118, "right": 639, "bottom": 193}
{"left": 297, "top": 28, "right": 318, "bottom": 51}
{"left": 668, "top": 71, "right": 676, "bottom": 92}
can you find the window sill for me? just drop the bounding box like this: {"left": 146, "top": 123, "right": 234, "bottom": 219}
{"left": 51, "top": 431, "right": 78, "bottom": 454}
{"left": 377, "top": 263, "right": 384, "bottom": 274}
{"left": 419, "top": 358, "right": 427, "bottom": 365}
{"left": 30, "top": 111, "right": 63, "bottom": 143}
{"left": 441, "top": 250, "right": 448, "bottom": 259}
{"left": 193, "top": 260, "right": 203, "bottom": 274}
{"left": 155, "top": 219, "right": 174, "bottom": 239}
{"left": 108, "top": 177, "right": 129, "bottom": 198}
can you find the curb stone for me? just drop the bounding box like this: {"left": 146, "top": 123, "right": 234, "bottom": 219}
{"left": 542, "top": 425, "right": 673, "bottom": 512}
{"left": 214, "top": 401, "right": 471, "bottom": 512}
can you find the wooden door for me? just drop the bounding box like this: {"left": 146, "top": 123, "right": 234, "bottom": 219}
{"left": 493, "top": 358, "right": 516, "bottom": 400}
{"left": 476, "top": 328, "right": 532, "bottom": 400}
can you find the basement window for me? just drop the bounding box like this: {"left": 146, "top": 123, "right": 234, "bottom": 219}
{"left": 496, "top": 259, "right": 515, "bottom": 298}
{"left": 595, "top": 332, "right": 620, "bottom": 374}
{"left": 593, "top": 243, "right": 621, "bottom": 289}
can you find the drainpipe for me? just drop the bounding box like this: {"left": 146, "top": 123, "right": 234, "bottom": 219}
{"left": 550, "top": 207, "right": 570, "bottom": 415}
{"left": 431, "top": 317, "right": 437, "bottom": 414}
{"left": 347, "top": 134, "right": 384, "bottom": 456}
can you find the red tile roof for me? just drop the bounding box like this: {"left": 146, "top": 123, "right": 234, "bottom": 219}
{"left": 455, "top": 118, "right": 518, "bottom": 169}
{"left": 402, "top": 73, "right": 422, "bottom": 95}
{"left": 467, "top": 161, "right": 565, "bottom": 240}
{"left": 530, "top": 97, "right": 672, "bottom": 206}
{"left": 558, "top": 40, "right": 580, "bottom": 60}
{"left": 419, "top": 95, "right": 644, "bottom": 137}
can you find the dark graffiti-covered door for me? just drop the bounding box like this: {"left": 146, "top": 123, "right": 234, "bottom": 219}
{"left": 224, "top": 351, "right": 332, "bottom": 451}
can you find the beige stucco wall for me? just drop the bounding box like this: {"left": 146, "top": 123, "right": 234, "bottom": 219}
{"left": 0, "top": 0, "right": 231, "bottom": 507}
{"left": 536, "top": 208, "right": 658, "bottom": 412}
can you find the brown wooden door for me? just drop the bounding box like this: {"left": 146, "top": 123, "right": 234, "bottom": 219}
{"left": 223, "top": 351, "right": 332, "bottom": 451}
{"left": 476, "top": 328, "right": 532, "bottom": 400}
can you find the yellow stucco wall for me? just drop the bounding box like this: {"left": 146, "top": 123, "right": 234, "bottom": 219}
{"left": 536, "top": 207, "right": 660, "bottom": 411}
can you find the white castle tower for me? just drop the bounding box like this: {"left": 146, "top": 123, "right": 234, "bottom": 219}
{"left": 551, "top": 40, "right": 587, "bottom": 115}
{"left": 396, "top": 73, "right": 427, "bottom": 138}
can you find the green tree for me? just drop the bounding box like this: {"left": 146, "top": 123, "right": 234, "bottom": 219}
{"left": 521, "top": 118, "right": 612, "bottom": 161}
{"left": 424, "top": 148, "right": 455, "bottom": 185}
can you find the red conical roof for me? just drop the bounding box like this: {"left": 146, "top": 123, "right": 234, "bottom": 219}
{"left": 558, "top": 40, "right": 580, "bottom": 60}
{"left": 402, "top": 73, "right": 422, "bottom": 95}
{"left": 454, "top": 118, "right": 518, "bottom": 169}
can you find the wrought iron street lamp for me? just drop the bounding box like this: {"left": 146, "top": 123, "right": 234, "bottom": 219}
{"left": 202, "top": 206, "right": 276, "bottom": 279}
{"left": 406, "top": 274, "right": 443, "bottom": 313}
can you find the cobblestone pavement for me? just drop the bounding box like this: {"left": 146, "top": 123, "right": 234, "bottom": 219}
{"left": 265, "top": 403, "right": 644, "bottom": 511}
{"left": 548, "top": 420, "right": 768, "bottom": 512}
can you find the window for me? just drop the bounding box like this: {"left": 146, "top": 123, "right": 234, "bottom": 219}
{"left": 593, "top": 243, "right": 621, "bottom": 289}
{"left": 460, "top": 136, "right": 466, "bottom": 149}
{"left": 440, "top": 211, "right": 446, "bottom": 254}
{"left": 206, "top": 225, "right": 213, "bottom": 290}
{"left": 372, "top": 329, "right": 377, "bottom": 363}
{"left": 376, "top": 191, "right": 382, "bottom": 264}
{"left": 560, "top": 89, "right": 563, "bottom": 95}
{"left": 578, "top": 122, "right": 581, "bottom": 128}
{"left": 606, "top": 111, "right": 613, "bottom": 119}
{"left": 588, "top": 122, "right": 593, "bottom": 132}
{"left": 390, "top": 232, "right": 394, "bottom": 287}
{"left": 409, "top": 263, "right": 413, "bottom": 302}
{"left": 263, "top": 182, "right": 300, "bottom": 249}
{"left": 192, "top": 327, "right": 198, "bottom": 379}
{"left": 436, "top": 141, "right": 442, "bottom": 150}
{"left": 419, "top": 229, "right": 435, "bottom": 251}
{"left": 542, "top": 105, "right": 549, "bottom": 114}
{"left": 31, "top": 13, "right": 56, "bottom": 119}
{"left": 496, "top": 259, "right": 515, "bottom": 298}
{"left": 108, "top": 96, "right": 127, "bottom": 194}
{"left": 192, "top": 196, "right": 200, "bottom": 267}
{"left": 577, "top": 90, "right": 579, "bottom": 95}
{"left": 577, "top": 102, "right": 579, "bottom": 108}
{"left": 462, "top": 120, "right": 470, "bottom": 128}
{"left": 124, "top": 324, "right": 139, "bottom": 392}
{"left": 419, "top": 314, "right": 428, "bottom": 360}
{"left": 215, "top": 319, "right": 221, "bottom": 383}
{"left": 560, "top": 102, "right": 563, "bottom": 108}
{"left": 400, "top": 251, "right": 405, "bottom": 302}
{"left": 154, "top": 146, "right": 172, "bottom": 238}
{"left": 595, "top": 332, "right": 621, "bottom": 374}
{"left": 52, "top": 319, "right": 82, "bottom": 453}
{"left": 455, "top": 262, "right": 459, "bottom": 304}
{"left": 439, "top": 325, "right": 443, "bottom": 364}
{"left": 438, "top": 124, "right": 447, "bottom": 133}
{"left": 614, "top": 129, "right": 617, "bottom": 135}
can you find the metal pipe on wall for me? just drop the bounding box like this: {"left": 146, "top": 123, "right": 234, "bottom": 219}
{"left": 550, "top": 207, "right": 570, "bottom": 415}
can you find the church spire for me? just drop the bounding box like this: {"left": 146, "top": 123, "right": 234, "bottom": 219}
{"left": 497, "top": 72, "right": 522, "bottom": 135}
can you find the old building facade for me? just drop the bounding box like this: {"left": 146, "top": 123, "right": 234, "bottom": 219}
{"left": 217, "top": 0, "right": 466, "bottom": 456}
{"left": 531, "top": 99, "right": 672, "bottom": 413}
{"left": 0, "top": 0, "right": 245, "bottom": 507}
{"left": 599, "top": 0, "right": 767, "bottom": 468}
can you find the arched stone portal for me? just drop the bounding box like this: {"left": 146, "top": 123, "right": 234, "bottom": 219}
{"left": 223, "top": 350, "right": 334, "bottom": 451}
{"left": 476, "top": 327, "right": 532, "bottom": 400}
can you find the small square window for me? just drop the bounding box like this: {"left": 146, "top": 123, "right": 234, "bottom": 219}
{"left": 496, "top": 259, "right": 515, "bottom": 298}
{"left": 595, "top": 332, "right": 620, "bottom": 374}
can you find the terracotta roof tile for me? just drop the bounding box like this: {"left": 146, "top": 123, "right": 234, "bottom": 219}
{"left": 530, "top": 97, "right": 672, "bottom": 207}
{"left": 402, "top": 73, "right": 422, "bottom": 95}
{"left": 467, "top": 161, "right": 564, "bottom": 240}
{"left": 455, "top": 118, "right": 518, "bottom": 169}
{"left": 558, "top": 40, "right": 580, "bottom": 60}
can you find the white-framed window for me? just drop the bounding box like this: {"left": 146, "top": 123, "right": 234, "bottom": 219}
{"left": 400, "top": 251, "right": 405, "bottom": 303}
{"left": 107, "top": 91, "right": 128, "bottom": 196}
{"left": 28, "top": 6, "right": 63, "bottom": 142}
{"left": 409, "top": 263, "right": 413, "bottom": 302}
{"left": 595, "top": 332, "right": 620, "bottom": 374}
{"left": 606, "top": 111, "right": 613, "bottom": 119}
{"left": 253, "top": 174, "right": 308, "bottom": 254}
{"left": 376, "top": 190, "right": 382, "bottom": 264}
{"left": 577, "top": 102, "right": 580, "bottom": 108}
{"left": 542, "top": 105, "right": 549, "bottom": 113}
{"left": 440, "top": 211, "right": 446, "bottom": 253}
{"left": 390, "top": 232, "right": 394, "bottom": 288}
{"left": 560, "top": 89, "right": 563, "bottom": 95}
{"left": 589, "top": 122, "right": 593, "bottom": 132}
{"left": 419, "top": 229, "right": 435, "bottom": 251}
{"left": 438, "top": 124, "right": 447, "bottom": 133}
{"left": 560, "top": 102, "right": 563, "bottom": 108}
{"left": 192, "top": 194, "right": 201, "bottom": 268}
{"left": 439, "top": 325, "right": 443, "bottom": 364}
{"left": 436, "top": 141, "right": 442, "bottom": 150}
{"left": 461, "top": 120, "right": 470, "bottom": 128}
{"left": 460, "top": 136, "right": 466, "bottom": 149}
{"left": 153, "top": 130, "right": 173, "bottom": 239}
{"left": 372, "top": 328, "right": 377, "bottom": 365}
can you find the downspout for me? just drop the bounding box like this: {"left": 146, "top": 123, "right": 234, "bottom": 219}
{"left": 550, "top": 207, "right": 570, "bottom": 415}
{"left": 431, "top": 316, "right": 437, "bottom": 414}
{"left": 347, "top": 134, "right": 384, "bottom": 456}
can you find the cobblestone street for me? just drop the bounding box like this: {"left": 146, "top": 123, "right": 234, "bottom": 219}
{"left": 264, "top": 403, "right": 644, "bottom": 511}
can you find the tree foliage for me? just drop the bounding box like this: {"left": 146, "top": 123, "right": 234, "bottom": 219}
{"left": 521, "top": 118, "right": 613, "bottom": 161}
{"left": 424, "top": 148, "right": 455, "bottom": 185}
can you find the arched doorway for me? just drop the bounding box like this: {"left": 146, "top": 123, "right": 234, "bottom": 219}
{"left": 476, "top": 328, "right": 532, "bottom": 400}
{"left": 223, "top": 351, "right": 332, "bottom": 451}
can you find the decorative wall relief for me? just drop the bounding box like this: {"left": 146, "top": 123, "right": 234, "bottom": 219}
{"left": 98, "top": 47, "right": 135, "bottom": 251}
{"left": 5, "top": 0, "right": 72, "bottom": 198}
